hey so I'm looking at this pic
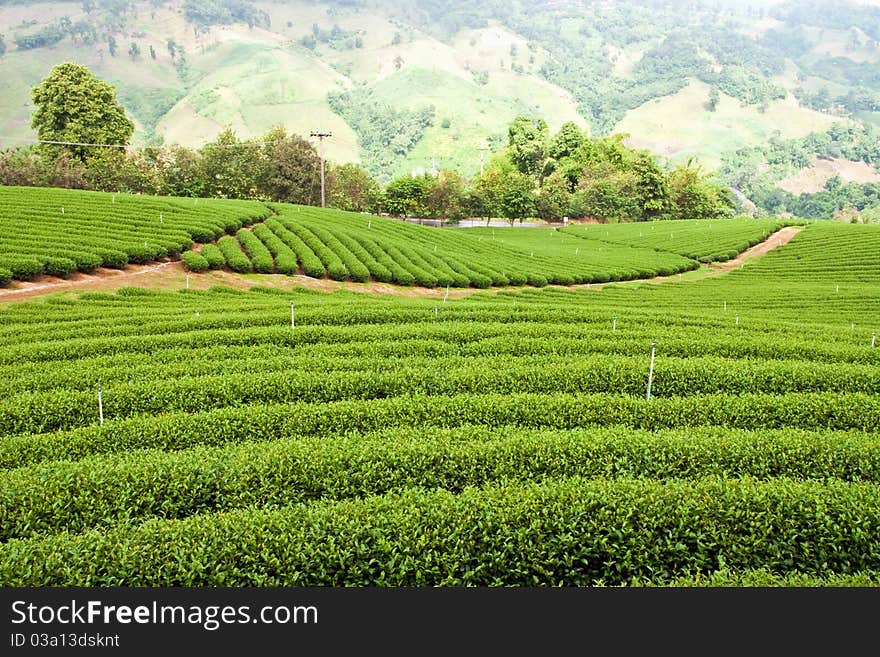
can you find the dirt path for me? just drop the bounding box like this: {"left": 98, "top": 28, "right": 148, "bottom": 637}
{"left": 0, "top": 261, "right": 182, "bottom": 302}
{"left": 705, "top": 226, "right": 802, "bottom": 275}
{"left": 0, "top": 226, "right": 803, "bottom": 303}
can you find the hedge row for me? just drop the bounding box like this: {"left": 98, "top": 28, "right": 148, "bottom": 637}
{"left": 181, "top": 251, "right": 209, "bottom": 273}
{"left": 199, "top": 244, "right": 226, "bottom": 269}
{"left": 236, "top": 229, "right": 274, "bottom": 274}
{"left": 1, "top": 477, "right": 878, "bottom": 585}
{"left": 217, "top": 236, "right": 251, "bottom": 273}
{"left": 251, "top": 224, "right": 297, "bottom": 275}
{"left": 2, "top": 424, "right": 878, "bottom": 541}
{"left": 3, "top": 355, "right": 879, "bottom": 434}
{"left": 3, "top": 392, "right": 880, "bottom": 469}
{"left": 278, "top": 218, "right": 348, "bottom": 280}
{"left": 265, "top": 218, "right": 324, "bottom": 278}
{"left": 301, "top": 223, "right": 370, "bottom": 282}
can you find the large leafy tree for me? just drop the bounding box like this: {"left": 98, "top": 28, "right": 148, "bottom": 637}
{"left": 329, "top": 163, "right": 383, "bottom": 213}
{"left": 31, "top": 62, "right": 134, "bottom": 161}
{"left": 425, "top": 169, "right": 466, "bottom": 224}
{"left": 384, "top": 174, "right": 431, "bottom": 217}
{"left": 507, "top": 115, "right": 549, "bottom": 181}
{"left": 259, "top": 126, "right": 322, "bottom": 205}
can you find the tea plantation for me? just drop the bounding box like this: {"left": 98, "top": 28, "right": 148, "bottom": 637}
{"left": 0, "top": 207, "right": 878, "bottom": 586}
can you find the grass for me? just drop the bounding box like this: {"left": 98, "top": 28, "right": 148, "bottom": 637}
{"left": 615, "top": 79, "right": 843, "bottom": 171}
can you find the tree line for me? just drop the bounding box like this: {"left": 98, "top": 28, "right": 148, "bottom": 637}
{"left": 0, "top": 62, "right": 735, "bottom": 223}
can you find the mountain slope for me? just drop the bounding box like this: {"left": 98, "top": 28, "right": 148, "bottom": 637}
{"left": 0, "top": 0, "right": 877, "bottom": 184}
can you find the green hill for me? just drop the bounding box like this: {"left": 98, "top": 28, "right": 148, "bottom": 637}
{"left": 1, "top": 0, "right": 877, "bottom": 184}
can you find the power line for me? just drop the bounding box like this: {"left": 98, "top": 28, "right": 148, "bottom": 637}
{"left": 0, "top": 133, "right": 357, "bottom": 151}
{"left": 310, "top": 131, "right": 332, "bottom": 208}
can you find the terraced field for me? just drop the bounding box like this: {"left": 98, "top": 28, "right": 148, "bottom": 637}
{"left": 253, "top": 205, "right": 700, "bottom": 287}
{"left": 2, "top": 187, "right": 797, "bottom": 291}
{"left": 0, "top": 220, "right": 878, "bottom": 586}
{"left": 0, "top": 186, "right": 270, "bottom": 284}
{"left": 561, "top": 218, "right": 793, "bottom": 263}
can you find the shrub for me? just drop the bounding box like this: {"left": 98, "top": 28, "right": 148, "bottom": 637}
{"left": 200, "top": 245, "right": 226, "bottom": 270}
{"left": 218, "top": 236, "right": 252, "bottom": 273}
{"left": 181, "top": 251, "right": 210, "bottom": 273}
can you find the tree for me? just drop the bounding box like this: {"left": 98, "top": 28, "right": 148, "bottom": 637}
{"left": 393, "top": 54, "right": 404, "bottom": 70}
{"left": 575, "top": 167, "right": 641, "bottom": 221}
{"left": 149, "top": 44, "right": 156, "bottom": 60}
{"left": 469, "top": 153, "right": 516, "bottom": 222}
{"left": 535, "top": 170, "right": 571, "bottom": 220}
{"left": 548, "top": 121, "right": 586, "bottom": 161}
{"left": 128, "top": 42, "right": 141, "bottom": 58}
{"left": 31, "top": 62, "right": 134, "bottom": 161}
{"left": 108, "top": 35, "right": 118, "bottom": 56}
{"left": 0, "top": 34, "right": 6, "bottom": 57}
{"left": 0, "top": 146, "right": 87, "bottom": 189}
{"left": 259, "top": 126, "right": 322, "bottom": 205}
{"left": 499, "top": 170, "right": 536, "bottom": 224}
{"left": 384, "top": 174, "right": 431, "bottom": 217}
{"left": 158, "top": 145, "right": 204, "bottom": 197}
{"left": 328, "top": 162, "right": 382, "bottom": 213}
{"left": 630, "top": 152, "right": 670, "bottom": 220}
{"left": 167, "top": 38, "right": 177, "bottom": 59}
{"left": 197, "top": 128, "right": 261, "bottom": 199}
{"left": 666, "top": 160, "right": 735, "bottom": 219}
{"left": 425, "top": 169, "right": 466, "bottom": 224}
{"left": 507, "top": 115, "right": 549, "bottom": 180}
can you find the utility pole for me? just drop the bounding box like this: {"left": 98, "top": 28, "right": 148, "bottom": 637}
{"left": 310, "top": 131, "right": 332, "bottom": 207}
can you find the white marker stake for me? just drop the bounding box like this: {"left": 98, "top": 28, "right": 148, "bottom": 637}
{"left": 443, "top": 285, "right": 449, "bottom": 303}
{"left": 724, "top": 301, "right": 727, "bottom": 312}
{"left": 368, "top": 220, "right": 371, "bottom": 228}
{"left": 61, "top": 207, "right": 64, "bottom": 215}
{"left": 836, "top": 284, "right": 840, "bottom": 293}
{"left": 112, "top": 194, "right": 116, "bottom": 203}
{"left": 576, "top": 247, "right": 580, "bottom": 255}
{"left": 646, "top": 341, "right": 657, "bottom": 401}
{"left": 434, "top": 305, "right": 438, "bottom": 317}
{"left": 291, "top": 303, "right": 295, "bottom": 329}
{"left": 98, "top": 385, "right": 104, "bottom": 426}
{"left": 185, "top": 275, "right": 189, "bottom": 289}
{"left": 160, "top": 212, "right": 164, "bottom": 224}
{"left": 612, "top": 315, "right": 617, "bottom": 332}
{"left": 735, "top": 314, "right": 739, "bottom": 326}
{"left": 873, "top": 333, "right": 877, "bottom": 349}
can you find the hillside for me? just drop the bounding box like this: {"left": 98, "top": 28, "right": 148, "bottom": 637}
{"left": 1, "top": 0, "right": 878, "bottom": 185}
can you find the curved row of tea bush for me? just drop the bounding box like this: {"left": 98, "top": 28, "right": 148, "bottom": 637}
{"left": 1, "top": 476, "right": 878, "bottom": 586}
{"left": 2, "top": 354, "right": 879, "bottom": 434}
{"left": 0, "top": 186, "right": 269, "bottom": 282}
{"left": 2, "top": 423, "right": 878, "bottom": 542}
{"left": 3, "top": 391, "right": 879, "bottom": 470}
{"left": 560, "top": 218, "right": 789, "bottom": 262}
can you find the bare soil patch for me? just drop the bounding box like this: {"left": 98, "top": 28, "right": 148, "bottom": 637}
{"left": 778, "top": 158, "right": 880, "bottom": 195}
